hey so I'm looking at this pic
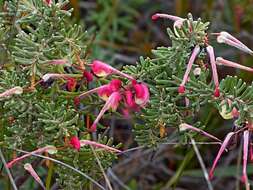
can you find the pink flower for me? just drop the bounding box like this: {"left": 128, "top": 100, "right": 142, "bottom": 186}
{"left": 91, "top": 60, "right": 135, "bottom": 80}
{"left": 90, "top": 92, "right": 122, "bottom": 132}
{"left": 152, "top": 13, "right": 186, "bottom": 37}
{"left": 80, "top": 140, "right": 122, "bottom": 153}
{"left": 7, "top": 146, "right": 57, "bottom": 168}
{"left": 0, "top": 86, "right": 23, "bottom": 98}
{"left": 151, "top": 13, "right": 184, "bottom": 28}
{"left": 47, "top": 59, "right": 67, "bottom": 65}
{"left": 70, "top": 136, "right": 81, "bottom": 151}
{"left": 133, "top": 83, "right": 150, "bottom": 106}
{"left": 206, "top": 46, "right": 220, "bottom": 97}
{"left": 216, "top": 57, "right": 253, "bottom": 72}
{"left": 151, "top": 13, "right": 183, "bottom": 22}
{"left": 178, "top": 45, "right": 200, "bottom": 94}
{"left": 241, "top": 130, "right": 249, "bottom": 185}
{"left": 79, "top": 79, "right": 122, "bottom": 101}
{"left": 209, "top": 132, "right": 235, "bottom": 179}
{"left": 24, "top": 163, "right": 46, "bottom": 190}
{"left": 83, "top": 70, "right": 93, "bottom": 82}
{"left": 179, "top": 123, "right": 222, "bottom": 142}
{"left": 66, "top": 78, "right": 77, "bottom": 91}
{"left": 215, "top": 31, "right": 253, "bottom": 55}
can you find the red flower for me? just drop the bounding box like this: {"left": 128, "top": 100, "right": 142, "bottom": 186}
{"left": 83, "top": 70, "right": 93, "bottom": 82}
{"left": 91, "top": 60, "right": 135, "bottom": 80}
{"left": 133, "top": 83, "right": 150, "bottom": 106}
{"left": 91, "top": 60, "right": 113, "bottom": 77}
{"left": 66, "top": 78, "right": 77, "bottom": 92}
{"left": 70, "top": 136, "right": 81, "bottom": 151}
{"left": 74, "top": 97, "right": 80, "bottom": 106}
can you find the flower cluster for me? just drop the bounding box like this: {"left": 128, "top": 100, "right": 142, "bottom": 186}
{"left": 77, "top": 60, "right": 149, "bottom": 132}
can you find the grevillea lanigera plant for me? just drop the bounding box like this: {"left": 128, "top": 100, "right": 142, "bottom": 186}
{"left": 124, "top": 12, "right": 253, "bottom": 189}
{"left": 1, "top": 0, "right": 253, "bottom": 189}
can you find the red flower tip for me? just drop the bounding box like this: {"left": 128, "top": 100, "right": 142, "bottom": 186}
{"left": 109, "top": 79, "right": 122, "bottom": 91}
{"left": 178, "top": 85, "right": 185, "bottom": 94}
{"left": 91, "top": 60, "right": 113, "bottom": 77}
{"left": 74, "top": 97, "right": 80, "bottom": 106}
{"left": 89, "top": 124, "right": 97, "bottom": 132}
{"left": 151, "top": 14, "right": 159, "bottom": 21}
{"left": 133, "top": 83, "right": 150, "bottom": 106}
{"left": 67, "top": 78, "right": 77, "bottom": 91}
{"left": 214, "top": 87, "right": 220, "bottom": 97}
{"left": 70, "top": 136, "right": 81, "bottom": 151}
{"left": 208, "top": 173, "right": 214, "bottom": 180}
{"left": 83, "top": 71, "right": 93, "bottom": 82}
{"left": 241, "top": 175, "right": 247, "bottom": 183}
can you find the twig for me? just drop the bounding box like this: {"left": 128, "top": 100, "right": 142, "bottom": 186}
{"left": 107, "top": 168, "right": 131, "bottom": 190}
{"left": 190, "top": 137, "right": 214, "bottom": 190}
{"left": 91, "top": 146, "right": 113, "bottom": 190}
{"left": 0, "top": 149, "right": 18, "bottom": 190}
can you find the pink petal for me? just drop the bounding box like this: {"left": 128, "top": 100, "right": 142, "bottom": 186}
{"left": 0, "top": 86, "right": 23, "bottom": 98}
{"left": 216, "top": 57, "right": 253, "bottom": 72}
{"left": 78, "top": 85, "right": 111, "bottom": 100}
{"left": 91, "top": 60, "right": 135, "bottom": 80}
{"left": 178, "top": 45, "right": 200, "bottom": 92}
{"left": 179, "top": 123, "right": 221, "bottom": 142}
{"left": 206, "top": 46, "right": 220, "bottom": 97}
{"left": 133, "top": 83, "right": 150, "bottom": 106}
{"left": 7, "top": 146, "right": 56, "bottom": 168}
{"left": 91, "top": 92, "right": 122, "bottom": 131}
{"left": 24, "top": 163, "right": 46, "bottom": 190}
{"left": 217, "top": 32, "right": 253, "bottom": 55}
{"left": 151, "top": 13, "right": 183, "bottom": 22}
{"left": 241, "top": 130, "right": 249, "bottom": 184}
{"left": 209, "top": 132, "right": 235, "bottom": 179}
{"left": 124, "top": 90, "right": 136, "bottom": 108}
{"left": 47, "top": 59, "right": 67, "bottom": 65}
{"left": 80, "top": 140, "right": 122, "bottom": 153}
